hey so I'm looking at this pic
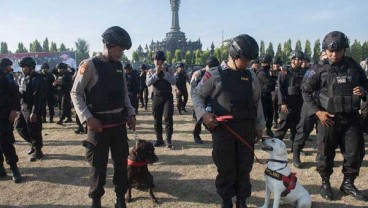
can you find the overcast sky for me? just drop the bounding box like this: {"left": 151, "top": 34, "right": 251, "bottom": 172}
{"left": 0, "top": 0, "right": 367, "bottom": 58}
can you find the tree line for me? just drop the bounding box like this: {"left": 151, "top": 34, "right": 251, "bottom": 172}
{"left": 1, "top": 37, "right": 367, "bottom": 67}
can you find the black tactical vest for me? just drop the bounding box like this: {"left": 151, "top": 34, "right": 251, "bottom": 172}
{"left": 211, "top": 67, "right": 255, "bottom": 119}
{"left": 0, "top": 71, "right": 10, "bottom": 109}
{"left": 287, "top": 67, "right": 305, "bottom": 96}
{"left": 19, "top": 72, "right": 43, "bottom": 107}
{"left": 176, "top": 71, "right": 187, "bottom": 89}
{"left": 152, "top": 71, "right": 172, "bottom": 94}
{"left": 256, "top": 66, "right": 275, "bottom": 94}
{"left": 318, "top": 59, "right": 361, "bottom": 114}
{"left": 86, "top": 58, "right": 125, "bottom": 112}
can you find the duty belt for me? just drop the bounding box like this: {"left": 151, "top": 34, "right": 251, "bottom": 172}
{"left": 93, "top": 112, "right": 125, "bottom": 126}
{"left": 153, "top": 92, "right": 171, "bottom": 96}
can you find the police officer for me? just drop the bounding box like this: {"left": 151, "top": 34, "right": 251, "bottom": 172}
{"left": 274, "top": 50, "right": 305, "bottom": 143}
{"left": 146, "top": 51, "right": 176, "bottom": 148}
{"left": 54, "top": 63, "right": 73, "bottom": 125}
{"left": 271, "top": 57, "right": 282, "bottom": 128}
{"left": 292, "top": 51, "right": 327, "bottom": 168}
{"left": 256, "top": 54, "right": 276, "bottom": 137}
{"left": 138, "top": 64, "right": 149, "bottom": 110}
{"left": 40, "top": 63, "right": 55, "bottom": 123}
{"left": 175, "top": 62, "right": 190, "bottom": 114}
{"left": 123, "top": 63, "right": 140, "bottom": 114}
{"left": 16, "top": 57, "right": 45, "bottom": 162}
{"left": 250, "top": 58, "right": 259, "bottom": 72}
{"left": 302, "top": 31, "right": 368, "bottom": 201}
{"left": 190, "top": 56, "right": 220, "bottom": 144}
{"left": 192, "top": 34, "right": 265, "bottom": 208}
{"left": 0, "top": 58, "right": 22, "bottom": 182}
{"left": 70, "top": 26, "right": 136, "bottom": 208}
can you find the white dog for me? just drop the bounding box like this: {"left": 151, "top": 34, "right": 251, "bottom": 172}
{"left": 260, "top": 138, "right": 312, "bottom": 208}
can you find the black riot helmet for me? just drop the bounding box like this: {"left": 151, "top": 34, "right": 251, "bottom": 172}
{"left": 41, "top": 63, "right": 50, "bottom": 70}
{"left": 272, "top": 56, "right": 282, "bottom": 65}
{"left": 205, "top": 56, "right": 220, "bottom": 68}
{"left": 322, "top": 31, "right": 349, "bottom": 51}
{"left": 140, "top": 64, "right": 147, "bottom": 70}
{"left": 259, "top": 54, "right": 272, "bottom": 64}
{"left": 289, "top": 50, "right": 304, "bottom": 60}
{"left": 175, "top": 62, "right": 184, "bottom": 68}
{"left": 0, "top": 58, "right": 13, "bottom": 69}
{"left": 19, "top": 57, "right": 36, "bottom": 69}
{"left": 228, "top": 34, "right": 259, "bottom": 60}
{"left": 153, "top": 50, "right": 166, "bottom": 62}
{"left": 102, "top": 26, "right": 132, "bottom": 50}
{"left": 56, "top": 62, "right": 68, "bottom": 70}
{"left": 123, "top": 63, "right": 132, "bottom": 70}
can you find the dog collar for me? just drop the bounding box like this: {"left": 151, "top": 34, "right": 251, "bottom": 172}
{"left": 264, "top": 167, "right": 298, "bottom": 197}
{"left": 128, "top": 159, "right": 148, "bottom": 167}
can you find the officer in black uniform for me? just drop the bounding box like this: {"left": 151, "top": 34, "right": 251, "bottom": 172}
{"left": 70, "top": 26, "right": 136, "bottom": 208}
{"left": 274, "top": 50, "right": 305, "bottom": 144}
{"left": 302, "top": 31, "right": 368, "bottom": 201}
{"left": 190, "top": 56, "right": 220, "bottom": 144}
{"left": 192, "top": 34, "right": 265, "bottom": 208}
{"left": 292, "top": 51, "right": 327, "bottom": 168}
{"left": 0, "top": 58, "right": 22, "bottom": 182}
{"left": 16, "top": 57, "right": 45, "bottom": 162}
{"left": 40, "top": 63, "right": 55, "bottom": 123}
{"left": 271, "top": 57, "right": 282, "bottom": 128}
{"left": 175, "top": 62, "right": 190, "bottom": 114}
{"left": 124, "top": 63, "right": 140, "bottom": 114}
{"left": 54, "top": 63, "right": 73, "bottom": 125}
{"left": 256, "top": 54, "right": 276, "bottom": 137}
{"left": 146, "top": 51, "right": 176, "bottom": 148}
{"left": 138, "top": 64, "right": 149, "bottom": 110}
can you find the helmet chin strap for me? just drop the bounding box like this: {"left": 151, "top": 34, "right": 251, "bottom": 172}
{"left": 232, "top": 57, "right": 246, "bottom": 71}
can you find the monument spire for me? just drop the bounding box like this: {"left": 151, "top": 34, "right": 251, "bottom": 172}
{"left": 170, "top": 0, "right": 181, "bottom": 32}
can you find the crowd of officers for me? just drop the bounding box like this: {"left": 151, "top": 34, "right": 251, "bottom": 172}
{"left": 0, "top": 27, "right": 367, "bottom": 208}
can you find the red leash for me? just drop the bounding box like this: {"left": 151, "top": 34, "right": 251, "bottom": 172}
{"left": 216, "top": 115, "right": 265, "bottom": 164}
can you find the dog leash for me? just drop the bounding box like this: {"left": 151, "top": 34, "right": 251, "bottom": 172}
{"left": 215, "top": 115, "right": 266, "bottom": 164}
{"left": 133, "top": 130, "right": 139, "bottom": 147}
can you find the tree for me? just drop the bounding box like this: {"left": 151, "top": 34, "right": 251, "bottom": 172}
{"left": 121, "top": 53, "right": 129, "bottom": 63}
{"left": 132, "top": 51, "right": 139, "bottom": 63}
{"left": 304, "top": 40, "right": 312, "bottom": 61}
{"left": 266, "top": 42, "right": 274, "bottom": 57}
{"left": 350, "top": 39, "right": 362, "bottom": 62}
{"left": 75, "top": 38, "right": 89, "bottom": 65}
{"left": 202, "top": 50, "right": 210, "bottom": 65}
{"left": 361, "top": 41, "right": 368, "bottom": 61}
{"left": 50, "top": 42, "right": 58, "bottom": 52}
{"left": 1, "top": 42, "right": 9, "bottom": 54}
{"left": 260, "top": 41, "right": 265, "bottom": 56}
{"left": 214, "top": 48, "right": 222, "bottom": 63}
{"left": 282, "top": 39, "right": 292, "bottom": 63}
{"left": 59, "top": 43, "right": 67, "bottom": 52}
{"left": 30, "top": 39, "right": 43, "bottom": 52}
{"left": 16, "top": 42, "right": 28, "bottom": 53}
{"left": 194, "top": 50, "right": 203, "bottom": 65}
{"left": 165, "top": 51, "right": 172, "bottom": 64}
{"left": 275, "top": 43, "right": 282, "bottom": 58}
{"left": 43, "top": 38, "right": 49, "bottom": 52}
{"left": 173, "top": 49, "right": 182, "bottom": 64}
{"left": 184, "top": 50, "right": 192, "bottom": 66}
{"left": 295, "top": 40, "right": 302, "bottom": 51}
{"left": 313, "top": 39, "right": 321, "bottom": 62}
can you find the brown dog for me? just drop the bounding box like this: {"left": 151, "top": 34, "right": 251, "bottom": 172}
{"left": 125, "top": 140, "right": 159, "bottom": 204}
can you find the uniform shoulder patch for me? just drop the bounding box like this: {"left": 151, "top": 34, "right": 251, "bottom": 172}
{"left": 202, "top": 71, "right": 212, "bottom": 83}
{"left": 79, "top": 61, "right": 89, "bottom": 75}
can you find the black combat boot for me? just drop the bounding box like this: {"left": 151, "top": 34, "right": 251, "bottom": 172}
{"left": 56, "top": 119, "right": 63, "bottom": 125}
{"left": 10, "top": 164, "right": 22, "bottom": 183}
{"left": 178, "top": 107, "right": 182, "bottom": 115}
{"left": 140, "top": 103, "right": 144, "bottom": 108}
{"left": 30, "top": 150, "right": 44, "bottom": 162}
{"left": 154, "top": 135, "right": 165, "bottom": 147}
{"left": 166, "top": 137, "right": 173, "bottom": 149}
{"left": 222, "top": 198, "right": 233, "bottom": 208}
{"left": 91, "top": 198, "right": 101, "bottom": 208}
{"left": 193, "top": 134, "right": 203, "bottom": 144}
{"left": 292, "top": 149, "right": 302, "bottom": 169}
{"left": 64, "top": 117, "right": 73, "bottom": 123}
{"left": 182, "top": 107, "right": 187, "bottom": 112}
{"left": 28, "top": 147, "right": 35, "bottom": 155}
{"left": 0, "top": 163, "right": 7, "bottom": 178}
{"left": 49, "top": 116, "right": 54, "bottom": 123}
{"left": 42, "top": 117, "right": 47, "bottom": 123}
{"left": 320, "top": 176, "right": 333, "bottom": 200}
{"left": 236, "top": 197, "right": 247, "bottom": 208}
{"left": 115, "top": 197, "right": 127, "bottom": 208}
{"left": 144, "top": 103, "right": 148, "bottom": 110}
{"left": 340, "top": 176, "right": 368, "bottom": 201}
{"left": 266, "top": 128, "right": 274, "bottom": 137}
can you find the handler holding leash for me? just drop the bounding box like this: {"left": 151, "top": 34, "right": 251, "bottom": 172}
{"left": 71, "top": 26, "right": 136, "bottom": 208}
{"left": 192, "top": 34, "right": 265, "bottom": 208}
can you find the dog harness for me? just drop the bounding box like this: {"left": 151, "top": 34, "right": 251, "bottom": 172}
{"left": 128, "top": 159, "right": 148, "bottom": 167}
{"left": 264, "top": 167, "right": 298, "bottom": 197}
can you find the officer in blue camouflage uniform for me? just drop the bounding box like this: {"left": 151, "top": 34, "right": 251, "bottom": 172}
{"left": 192, "top": 34, "right": 265, "bottom": 208}
{"left": 0, "top": 58, "right": 22, "bottom": 182}
{"left": 15, "top": 57, "right": 45, "bottom": 162}
{"left": 302, "top": 31, "right": 368, "bottom": 201}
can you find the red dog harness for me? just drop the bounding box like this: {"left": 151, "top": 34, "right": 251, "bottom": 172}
{"left": 127, "top": 159, "right": 148, "bottom": 167}
{"left": 264, "top": 167, "right": 298, "bottom": 197}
